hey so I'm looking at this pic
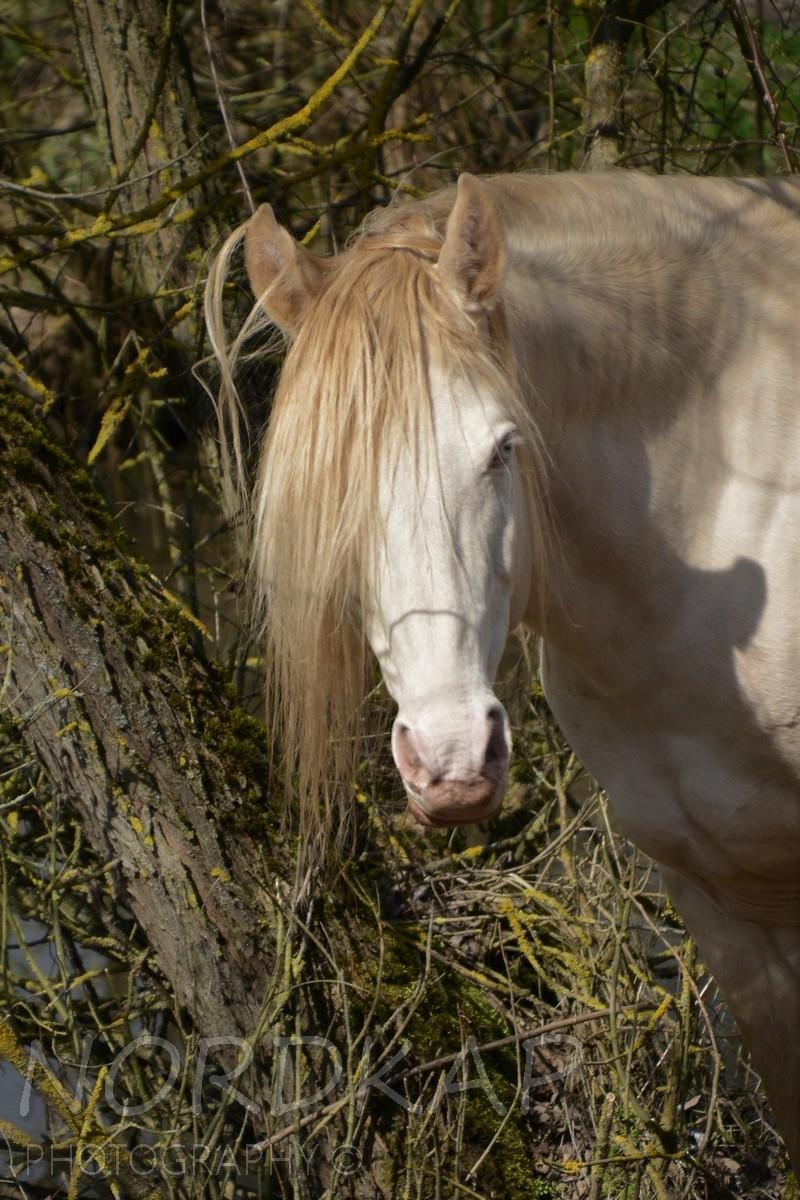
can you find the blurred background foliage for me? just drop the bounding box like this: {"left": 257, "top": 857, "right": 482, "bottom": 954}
{"left": 0, "top": 0, "right": 798, "bottom": 1196}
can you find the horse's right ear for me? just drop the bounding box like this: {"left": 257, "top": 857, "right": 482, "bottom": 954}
{"left": 245, "top": 204, "right": 327, "bottom": 335}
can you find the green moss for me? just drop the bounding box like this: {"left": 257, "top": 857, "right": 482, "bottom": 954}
{"left": 3, "top": 406, "right": 81, "bottom": 480}
{"left": 6, "top": 448, "right": 42, "bottom": 485}
{"left": 784, "top": 1174, "right": 800, "bottom": 1200}
{"left": 219, "top": 708, "right": 269, "bottom": 772}
{"left": 0, "top": 391, "right": 122, "bottom": 544}
{"left": 205, "top": 705, "right": 272, "bottom": 819}
{"left": 110, "top": 603, "right": 150, "bottom": 639}
{"left": 0, "top": 384, "right": 275, "bottom": 828}
{"left": 22, "top": 510, "right": 56, "bottom": 545}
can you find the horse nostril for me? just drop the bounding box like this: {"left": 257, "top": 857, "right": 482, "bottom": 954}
{"left": 484, "top": 706, "right": 509, "bottom": 770}
{"left": 484, "top": 734, "right": 503, "bottom": 766}
{"left": 394, "top": 722, "right": 426, "bottom": 778}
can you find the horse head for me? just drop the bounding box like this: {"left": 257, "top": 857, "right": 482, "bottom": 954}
{"left": 211, "top": 175, "right": 547, "bottom": 837}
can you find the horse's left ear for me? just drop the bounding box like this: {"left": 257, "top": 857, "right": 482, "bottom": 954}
{"left": 244, "top": 204, "right": 328, "bottom": 335}
{"left": 437, "top": 174, "right": 505, "bottom": 313}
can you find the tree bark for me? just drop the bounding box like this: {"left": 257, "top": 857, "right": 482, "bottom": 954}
{"left": 69, "top": 0, "right": 221, "bottom": 302}
{"left": 583, "top": 0, "right": 670, "bottom": 169}
{"left": 0, "top": 386, "right": 275, "bottom": 1044}
{"left": 0, "top": 389, "right": 402, "bottom": 1198}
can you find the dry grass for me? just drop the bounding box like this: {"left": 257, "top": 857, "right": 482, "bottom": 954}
{"left": 0, "top": 673, "right": 791, "bottom": 1198}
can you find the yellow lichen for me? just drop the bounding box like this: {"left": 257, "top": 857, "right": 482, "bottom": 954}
{"left": 63, "top": 213, "right": 112, "bottom": 245}
{"left": 20, "top": 165, "right": 48, "bottom": 187}
{"left": 645, "top": 993, "right": 673, "bottom": 1031}
{"left": 87, "top": 394, "right": 133, "bottom": 465}
{"left": 0, "top": 1116, "right": 41, "bottom": 1148}
{"left": 161, "top": 589, "right": 210, "bottom": 638}
{"left": 56, "top": 720, "right": 91, "bottom": 738}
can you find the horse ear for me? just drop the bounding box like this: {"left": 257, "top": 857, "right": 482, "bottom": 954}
{"left": 245, "top": 204, "right": 327, "bottom": 335}
{"left": 437, "top": 174, "right": 505, "bottom": 313}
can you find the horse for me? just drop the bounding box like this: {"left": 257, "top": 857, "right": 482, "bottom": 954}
{"left": 206, "top": 170, "right": 800, "bottom": 1169}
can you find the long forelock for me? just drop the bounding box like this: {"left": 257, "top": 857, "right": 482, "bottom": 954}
{"left": 244, "top": 206, "right": 545, "bottom": 857}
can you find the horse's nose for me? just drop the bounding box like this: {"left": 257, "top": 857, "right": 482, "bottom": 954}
{"left": 393, "top": 703, "right": 510, "bottom": 825}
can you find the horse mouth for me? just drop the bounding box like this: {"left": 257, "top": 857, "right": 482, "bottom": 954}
{"left": 403, "top": 781, "right": 504, "bottom": 827}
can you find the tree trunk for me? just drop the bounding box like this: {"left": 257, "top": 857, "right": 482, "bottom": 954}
{"left": 583, "top": 0, "right": 670, "bottom": 169}
{"left": 0, "top": 387, "right": 402, "bottom": 1198}
{"left": 68, "top": 0, "right": 235, "bottom": 617}
{"left": 70, "top": 0, "right": 220, "bottom": 302}
{"left": 0, "top": 386, "right": 274, "bottom": 1043}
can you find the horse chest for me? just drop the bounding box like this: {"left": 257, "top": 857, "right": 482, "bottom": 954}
{"left": 535, "top": 396, "right": 800, "bottom": 919}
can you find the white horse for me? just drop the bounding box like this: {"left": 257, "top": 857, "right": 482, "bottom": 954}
{"left": 207, "top": 170, "right": 800, "bottom": 1168}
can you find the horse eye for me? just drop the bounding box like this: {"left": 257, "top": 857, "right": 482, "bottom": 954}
{"left": 488, "top": 438, "right": 515, "bottom": 472}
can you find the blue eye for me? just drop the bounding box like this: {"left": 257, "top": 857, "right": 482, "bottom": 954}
{"left": 488, "top": 436, "right": 515, "bottom": 471}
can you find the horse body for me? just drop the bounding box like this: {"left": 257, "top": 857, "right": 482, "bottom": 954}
{"left": 496, "top": 173, "right": 800, "bottom": 911}
{"left": 209, "top": 170, "right": 800, "bottom": 1166}
{"left": 498, "top": 174, "right": 800, "bottom": 1160}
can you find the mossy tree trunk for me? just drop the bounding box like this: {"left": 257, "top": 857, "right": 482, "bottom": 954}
{"left": 0, "top": 387, "right": 408, "bottom": 1199}
{"left": 583, "top": 0, "right": 672, "bottom": 168}
{"left": 70, "top": 0, "right": 221, "bottom": 307}
{"left": 0, "top": 386, "right": 275, "bottom": 1043}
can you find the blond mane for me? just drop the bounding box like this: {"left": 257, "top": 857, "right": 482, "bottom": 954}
{"left": 205, "top": 190, "right": 550, "bottom": 858}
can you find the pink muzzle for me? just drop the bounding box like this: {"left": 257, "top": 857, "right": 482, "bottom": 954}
{"left": 393, "top": 701, "right": 510, "bottom": 826}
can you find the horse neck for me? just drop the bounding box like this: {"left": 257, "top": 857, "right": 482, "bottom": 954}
{"left": 499, "top": 172, "right": 800, "bottom": 450}
{"left": 501, "top": 224, "right": 742, "bottom": 641}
